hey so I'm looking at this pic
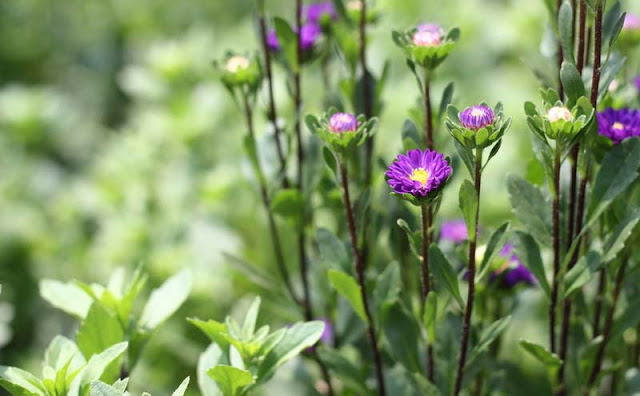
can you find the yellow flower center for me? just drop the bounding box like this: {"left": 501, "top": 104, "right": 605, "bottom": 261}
{"left": 613, "top": 122, "right": 625, "bottom": 130}
{"left": 409, "top": 167, "right": 430, "bottom": 186}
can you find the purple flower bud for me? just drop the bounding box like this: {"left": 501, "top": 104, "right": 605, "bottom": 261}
{"left": 386, "top": 149, "right": 452, "bottom": 197}
{"left": 503, "top": 263, "right": 537, "bottom": 288}
{"left": 412, "top": 30, "right": 442, "bottom": 47}
{"left": 305, "top": 2, "right": 337, "bottom": 25}
{"left": 459, "top": 105, "right": 495, "bottom": 130}
{"left": 440, "top": 220, "right": 468, "bottom": 243}
{"left": 597, "top": 108, "right": 640, "bottom": 144}
{"left": 328, "top": 112, "right": 358, "bottom": 133}
{"left": 623, "top": 13, "right": 640, "bottom": 31}
{"left": 267, "top": 29, "right": 280, "bottom": 51}
{"left": 266, "top": 24, "right": 322, "bottom": 52}
{"left": 546, "top": 106, "right": 573, "bottom": 122}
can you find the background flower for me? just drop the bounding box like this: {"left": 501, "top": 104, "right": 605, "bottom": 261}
{"left": 597, "top": 108, "right": 640, "bottom": 144}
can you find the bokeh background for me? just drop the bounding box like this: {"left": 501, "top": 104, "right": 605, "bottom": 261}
{"left": 1, "top": 0, "right": 638, "bottom": 394}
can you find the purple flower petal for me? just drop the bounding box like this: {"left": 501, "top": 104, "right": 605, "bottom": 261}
{"left": 459, "top": 105, "right": 495, "bottom": 130}
{"left": 305, "top": 2, "right": 337, "bottom": 25}
{"left": 386, "top": 149, "right": 452, "bottom": 197}
{"left": 597, "top": 108, "right": 640, "bottom": 144}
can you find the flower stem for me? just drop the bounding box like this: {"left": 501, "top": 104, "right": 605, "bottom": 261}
{"left": 257, "top": 0, "right": 288, "bottom": 188}
{"left": 592, "top": 268, "right": 606, "bottom": 336}
{"left": 550, "top": 149, "right": 561, "bottom": 355}
{"left": 556, "top": 0, "right": 565, "bottom": 98}
{"left": 420, "top": 203, "right": 435, "bottom": 382}
{"left": 453, "top": 148, "right": 483, "bottom": 396}
{"left": 338, "top": 160, "right": 386, "bottom": 396}
{"left": 423, "top": 70, "right": 434, "bottom": 150}
{"left": 361, "top": 0, "right": 374, "bottom": 187}
{"left": 241, "top": 91, "right": 297, "bottom": 305}
{"left": 587, "top": 257, "right": 628, "bottom": 390}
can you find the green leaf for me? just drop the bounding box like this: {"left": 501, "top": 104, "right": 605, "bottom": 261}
{"left": 396, "top": 219, "right": 421, "bottom": 259}
{"left": 560, "top": 62, "right": 584, "bottom": 107}
{"left": 89, "top": 381, "right": 124, "bottom": 396}
{"left": 240, "top": 297, "right": 261, "bottom": 340}
{"left": 507, "top": 174, "right": 553, "bottom": 247}
{"left": 514, "top": 231, "right": 551, "bottom": 298}
{"left": 454, "top": 140, "right": 474, "bottom": 177}
{"left": 171, "top": 377, "right": 190, "bottom": 396}
{"left": 270, "top": 189, "right": 304, "bottom": 221}
{"left": 0, "top": 367, "right": 46, "bottom": 396}
{"left": 477, "top": 222, "right": 510, "bottom": 282}
{"left": 77, "top": 303, "right": 124, "bottom": 359}
{"left": 273, "top": 17, "right": 298, "bottom": 72}
{"left": 40, "top": 280, "right": 93, "bottom": 319}
{"left": 257, "top": 321, "right": 325, "bottom": 382}
{"left": 428, "top": 244, "right": 464, "bottom": 310}
{"left": 328, "top": 270, "right": 367, "bottom": 323}
{"left": 468, "top": 316, "right": 511, "bottom": 364}
{"left": 382, "top": 303, "right": 422, "bottom": 373}
{"left": 438, "top": 82, "right": 455, "bottom": 121}
{"left": 563, "top": 251, "right": 600, "bottom": 298}
{"left": 322, "top": 146, "right": 338, "bottom": 176}
{"left": 601, "top": 210, "right": 640, "bottom": 264}
{"left": 316, "top": 347, "right": 369, "bottom": 395}
{"left": 69, "top": 342, "right": 128, "bottom": 396}
{"left": 373, "top": 262, "right": 401, "bottom": 311}
{"left": 611, "top": 294, "right": 640, "bottom": 340}
{"left": 316, "top": 227, "right": 348, "bottom": 266}
{"left": 198, "top": 344, "right": 226, "bottom": 396}
{"left": 597, "top": 54, "right": 626, "bottom": 102}
{"left": 423, "top": 292, "right": 438, "bottom": 344}
{"left": 139, "top": 269, "right": 192, "bottom": 331}
{"left": 44, "top": 336, "right": 85, "bottom": 374}
{"left": 587, "top": 138, "right": 640, "bottom": 226}
{"left": 459, "top": 180, "right": 478, "bottom": 242}
{"left": 519, "top": 339, "right": 562, "bottom": 368}
{"left": 207, "top": 366, "right": 253, "bottom": 396}
{"left": 189, "top": 319, "right": 231, "bottom": 353}
{"left": 558, "top": 2, "right": 575, "bottom": 64}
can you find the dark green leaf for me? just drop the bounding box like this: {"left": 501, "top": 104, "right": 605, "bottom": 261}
{"left": 560, "top": 62, "right": 584, "bottom": 107}
{"left": 328, "top": 270, "right": 367, "bottom": 323}
{"left": 382, "top": 303, "right": 422, "bottom": 373}
{"left": 563, "top": 251, "right": 600, "bottom": 298}
{"left": 558, "top": 2, "right": 575, "bottom": 64}
{"left": 273, "top": 17, "right": 298, "bottom": 72}
{"left": 270, "top": 189, "right": 304, "bottom": 221}
{"left": 519, "top": 339, "right": 562, "bottom": 368}
{"left": 429, "top": 244, "right": 464, "bottom": 310}
{"left": 438, "top": 82, "right": 455, "bottom": 121}
{"left": 514, "top": 231, "right": 550, "bottom": 297}
{"left": 477, "top": 222, "right": 510, "bottom": 282}
{"left": 423, "top": 292, "right": 438, "bottom": 344}
{"left": 316, "top": 227, "right": 348, "bottom": 267}
{"left": 601, "top": 210, "right": 640, "bottom": 264}
{"left": 508, "top": 174, "right": 553, "bottom": 247}
{"left": 468, "top": 316, "right": 511, "bottom": 363}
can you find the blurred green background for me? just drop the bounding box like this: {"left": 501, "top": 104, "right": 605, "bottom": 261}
{"left": 0, "top": 0, "right": 638, "bottom": 394}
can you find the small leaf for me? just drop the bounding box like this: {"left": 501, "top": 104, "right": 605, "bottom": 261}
{"left": 438, "top": 82, "right": 455, "bottom": 121}
{"left": 270, "top": 189, "right": 304, "bottom": 222}
{"left": 514, "top": 231, "right": 551, "bottom": 298}
{"left": 171, "top": 377, "right": 190, "bottom": 396}
{"left": 89, "top": 381, "right": 124, "bottom": 396}
{"left": 423, "top": 292, "right": 438, "bottom": 344}
{"left": 40, "top": 280, "right": 92, "bottom": 319}
{"left": 316, "top": 227, "right": 348, "bottom": 266}
{"left": 459, "top": 180, "right": 478, "bottom": 242}
{"left": 519, "top": 339, "right": 562, "bottom": 368}
{"left": 601, "top": 210, "right": 640, "bottom": 264}
{"left": 477, "top": 222, "right": 510, "bottom": 282}
{"left": 558, "top": 2, "right": 575, "bottom": 64}
{"left": 563, "top": 251, "right": 600, "bottom": 298}
{"left": 198, "top": 344, "right": 227, "bottom": 396}
{"left": 429, "top": 244, "right": 464, "bottom": 310}
{"left": 322, "top": 146, "right": 338, "bottom": 176}
{"left": 468, "top": 316, "right": 511, "bottom": 363}
{"left": 373, "top": 262, "right": 401, "bottom": 311}
{"left": 241, "top": 297, "right": 261, "bottom": 339}
{"left": 139, "top": 269, "right": 192, "bottom": 331}
{"left": 77, "top": 302, "right": 124, "bottom": 359}
{"left": 207, "top": 366, "right": 254, "bottom": 396}
{"left": 0, "top": 367, "right": 46, "bottom": 396}
{"left": 508, "top": 174, "right": 553, "bottom": 247}
{"left": 560, "top": 62, "right": 583, "bottom": 107}
{"left": 454, "top": 140, "right": 474, "bottom": 177}
{"left": 273, "top": 17, "right": 298, "bottom": 72}
{"left": 328, "top": 270, "right": 367, "bottom": 323}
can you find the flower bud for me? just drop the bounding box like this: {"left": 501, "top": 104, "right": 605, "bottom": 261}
{"left": 546, "top": 106, "right": 572, "bottom": 122}
{"left": 329, "top": 112, "right": 358, "bottom": 133}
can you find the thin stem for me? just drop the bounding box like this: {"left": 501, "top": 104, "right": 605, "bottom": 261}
{"left": 338, "top": 160, "right": 386, "bottom": 396}
{"left": 257, "top": 0, "right": 288, "bottom": 188}
{"left": 587, "top": 258, "right": 628, "bottom": 389}
{"left": 590, "top": 0, "right": 603, "bottom": 107}
{"left": 557, "top": 0, "right": 565, "bottom": 98}
{"left": 242, "top": 92, "right": 298, "bottom": 305}
{"left": 420, "top": 203, "right": 435, "bottom": 382}
{"left": 453, "top": 149, "right": 483, "bottom": 396}
{"left": 592, "top": 269, "right": 606, "bottom": 336}
{"left": 550, "top": 150, "right": 561, "bottom": 355}
{"left": 576, "top": 0, "right": 587, "bottom": 73}
{"left": 423, "top": 71, "right": 434, "bottom": 150}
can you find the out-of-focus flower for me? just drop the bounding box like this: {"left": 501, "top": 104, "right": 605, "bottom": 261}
{"left": 417, "top": 23, "right": 443, "bottom": 33}
{"left": 597, "top": 108, "right": 640, "bottom": 144}
{"left": 216, "top": 52, "right": 262, "bottom": 91}
{"left": 346, "top": 0, "right": 363, "bottom": 11}
{"left": 393, "top": 23, "right": 459, "bottom": 70}
{"left": 412, "top": 30, "right": 442, "bottom": 47}
{"left": 459, "top": 105, "right": 495, "bottom": 130}
{"left": 328, "top": 112, "right": 358, "bottom": 133}
{"left": 608, "top": 79, "right": 620, "bottom": 92}
{"left": 623, "top": 13, "right": 640, "bottom": 31}
{"left": 386, "top": 149, "right": 452, "bottom": 203}
{"left": 225, "top": 56, "right": 250, "bottom": 73}
{"left": 440, "top": 220, "right": 468, "bottom": 243}
{"left": 634, "top": 76, "right": 640, "bottom": 91}
{"left": 546, "top": 106, "right": 573, "bottom": 122}
{"left": 489, "top": 243, "right": 536, "bottom": 289}
{"left": 503, "top": 263, "right": 537, "bottom": 288}
{"left": 267, "top": 24, "right": 322, "bottom": 52}
{"left": 305, "top": 2, "right": 337, "bottom": 25}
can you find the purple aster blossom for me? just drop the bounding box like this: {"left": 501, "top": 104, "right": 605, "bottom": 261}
{"left": 459, "top": 105, "right": 495, "bottom": 130}
{"left": 266, "top": 24, "right": 322, "bottom": 52}
{"left": 305, "top": 2, "right": 337, "bottom": 25}
{"left": 440, "top": 220, "right": 468, "bottom": 243}
{"left": 503, "top": 263, "right": 537, "bottom": 288}
{"left": 386, "top": 149, "right": 452, "bottom": 197}
{"left": 597, "top": 108, "right": 640, "bottom": 144}
{"left": 329, "top": 112, "right": 358, "bottom": 133}
{"left": 623, "top": 13, "right": 640, "bottom": 31}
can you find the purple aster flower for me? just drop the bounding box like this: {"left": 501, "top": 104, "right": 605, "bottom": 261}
{"left": 305, "top": 2, "right": 337, "bottom": 25}
{"left": 503, "top": 263, "right": 537, "bottom": 288}
{"left": 266, "top": 24, "right": 322, "bottom": 52}
{"left": 440, "top": 220, "right": 468, "bottom": 243}
{"left": 597, "top": 108, "right": 640, "bottom": 144}
{"left": 417, "top": 23, "right": 442, "bottom": 33}
{"left": 459, "top": 105, "right": 496, "bottom": 130}
{"left": 329, "top": 112, "right": 358, "bottom": 133}
{"left": 386, "top": 149, "right": 452, "bottom": 197}
{"left": 412, "top": 30, "right": 442, "bottom": 47}
{"left": 623, "top": 13, "right": 640, "bottom": 31}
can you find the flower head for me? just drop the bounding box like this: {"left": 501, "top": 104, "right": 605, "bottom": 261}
{"left": 266, "top": 24, "right": 322, "bottom": 52}
{"left": 440, "top": 220, "right": 468, "bottom": 243}
{"left": 459, "top": 105, "right": 495, "bottom": 130}
{"left": 329, "top": 112, "right": 358, "bottom": 133}
{"left": 623, "top": 13, "right": 640, "bottom": 31}
{"left": 546, "top": 106, "right": 573, "bottom": 122}
{"left": 386, "top": 149, "right": 452, "bottom": 199}
{"left": 225, "top": 56, "right": 250, "bottom": 73}
{"left": 503, "top": 263, "right": 537, "bottom": 288}
{"left": 305, "top": 2, "right": 337, "bottom": 25}
{"left": 597, "top": 108, "right": 640, "bottom": 144}
{"left": 412, "top": 30, "right": 442, "bottom": 47}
